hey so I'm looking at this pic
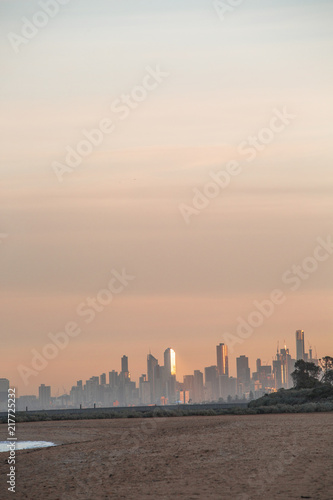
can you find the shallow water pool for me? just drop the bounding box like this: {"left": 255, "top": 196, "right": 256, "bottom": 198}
{"left": 0, "top": 441, "right": 56, "bottom": 452}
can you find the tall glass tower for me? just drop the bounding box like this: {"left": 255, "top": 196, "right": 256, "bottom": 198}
{"left": 164, "top": 348, "right": 176, "bottom": 377}
{"left": 216, "top": 343, "right": 229, "bottom": 377}
{"left": 295, "top": 330, "right": 305, "bottom": 360}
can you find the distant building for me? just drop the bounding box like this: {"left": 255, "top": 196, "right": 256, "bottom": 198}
{"left": 17, "top": 395, "right": 37, "bottom": 411}
{"left": 70, "top": 383, "right": 84, "bottom": 406}
{"left": 216, "top": 343, "right": 229, "bottom": 377}
{"left": 308, "top": 347, "right": 319, "bottom": 366}
{"left": 205, "top": 365, "right": 218, "bottom": 401}
{"left": 228, "top": 377, "right": 237, "bottom": 398}
{"left": 121, "top": 355, "right": 129, "bottom": 378}
{"left": 178, "top": 390, "right": 190, "bottom": 404}
{"left": 252, "top": 359, "right": 274, "bottom": 392}
{"left": 0, "top": 378, "right": 10, "bottom": 409}
{"left": 0, "top": 378, "right": 9, "bottom": 400}
{"left": 139, "top": 375, "right": 151, "bottom": 404}
{"left": 193, "top": 370, "right": 204, "bottom": 403}
{"left": 183, "top": 375, "right": 194, "bottom": 402}
{"left": 109, "top": 371, "right": 118, "bottom": 388}
{"left": 153, "top": 364, "right": 165, "bottom": 403}
{"left": 163, "top": 348, "right": 176, "bottom": 403}
{"left": 100, "top": 373, "right": 106, "bottom": 386}
{"left": 38, "top": 384, "right": 51, "bottom": 408}
{"left": 164, "top": 348, "right": 176, "bottom": 377}
{"left": 147, "top": 353, "right": 158, "bottom": 402}
{"left": 236, "top": 356, "right": 250, "bottom": 395}
{"left": 166, "top": 375, "right": 177, "bottom": 404}
{"left": 84, "top": 376, "right": 100, "bottom": 403}
{"left": 218, "top": 375, "right": 229, "bottom": 399}
{"left": 296, "top": 330, "right": 305, "bottom": 360}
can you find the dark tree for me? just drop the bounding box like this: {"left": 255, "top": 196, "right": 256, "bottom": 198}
{"left": 291, "top": 360, "right": 322, "bottom": 389}
{"left": 248, "top": 391, "right": 254, "bottom": 401}
{"left": 320, "top": 356, "right": 333, "bottom": 385}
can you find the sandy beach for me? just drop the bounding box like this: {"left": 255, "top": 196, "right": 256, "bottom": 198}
{"left": 1, "top": 413, "right": 332, "bottom": 499}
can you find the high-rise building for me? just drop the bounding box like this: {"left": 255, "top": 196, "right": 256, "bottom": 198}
{"left": 296, "top": 330, "right": 305, "bottom": 360}
{"left": 183, "top": 375, "right": 194, "bottom": 402}
{"left": 139, "top": 374, "right": 151, "bottom": 404}
{"left": 109, "top": 370, "right": 118, "bottom": 388}
{"left": 147, "top": 353, "right": 158, "bottom": 402}
{"left": 204, "top": 365, "right": 219, "bottom": 401}
{"left": 228, "top": 377, "right": 237, "bottom": 398}
{"left": 166, "top": 375, "right": 177, "bottom": 403}
{"left": 164, "top": 348, "right": 176, "bottom": 377}
{"left": 253, "top": 360, "right": 274, "bottom": 391}
{"left": 85, "top": 377, "right": 99, "bottom": 403}
{"left": 218, "top": 375, "right": 229, "bottom": 399}
{"left": 100, "top": 373, "right": 106, "bottom": 386}
{"left": 279, "top": 347, "right": 294, "bottom": 389}
{"left": 38, "top": 384, "right": 51, "bottom": 408}
{"left": 216, "top": 343, "right": 229, "bottom": 377}
{"left": 153, "top": 364, "right": 165, "bottom": 403}
{"left": 178, "top": 390, "right": 190, "bottom": 404}
{"left": 0, "top": 378, "right": 9, "bottom": 405}
{"left": 121, "top": 355, "right": 129, "bottom": 375}
{"left": 236, "top": 355, "right": 250, "bottom": 395}
{"left": 193, "top": 370, "right": 204, "bottom": 403}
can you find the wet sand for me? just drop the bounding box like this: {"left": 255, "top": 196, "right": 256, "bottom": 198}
{"left": 1, "top": 413, "right": 332, "bottom": 499}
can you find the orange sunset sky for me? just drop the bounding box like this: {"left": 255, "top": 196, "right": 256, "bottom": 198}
{"left": 1, "top": 0, "right": 332, "bottom": 395}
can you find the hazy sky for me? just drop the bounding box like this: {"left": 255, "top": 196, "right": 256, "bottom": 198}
{"left": 1, "top": 0, "right": 332, "bottom": 395}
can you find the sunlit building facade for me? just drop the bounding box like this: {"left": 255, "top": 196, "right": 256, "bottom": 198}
{"left": 164, "top": 348, "right": 176, "bottom": 377}
{"left": 216, "top": 343, "right": 229, "bottom": 377}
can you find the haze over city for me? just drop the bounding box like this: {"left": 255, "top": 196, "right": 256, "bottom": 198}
{"left": 1, "top": 0, "right": 332, "bottom": 398}
{"left": 1, "top": 2, "right": 333, "bottom": 499}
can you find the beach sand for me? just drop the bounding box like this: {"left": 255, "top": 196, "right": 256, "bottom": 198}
{"left": 1, "top": 413, "right": 332, "bottom": 499}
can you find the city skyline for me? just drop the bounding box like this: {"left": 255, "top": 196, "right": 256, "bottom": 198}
{"left": 3, "top": 329, "right": 325, "bottom": 399}
{"left": 1, "top": 0, "right": 332, "bottom": 401}
{"left": 1, "top": 1, "right": 332, "bottom": 498}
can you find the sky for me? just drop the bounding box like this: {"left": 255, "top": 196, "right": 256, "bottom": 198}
{"left": 1, "top": 0, "right": 333, "bottom": 396}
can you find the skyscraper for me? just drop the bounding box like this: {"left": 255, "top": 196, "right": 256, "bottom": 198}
{"left": 147, "top": 353, "right": 158, "bottom": 402}
{"left": 236, "top": 355, "right": 250, "bottom": 395}
{"left": 216, "top": 343, "right": 229, "bottom": 376}
{"left": 139, "top": 374, "right": 151, "bottom": 404}
{"left": 38, "top": 384, "right": 51, "bottom": 408}
{"left": 163, "top": 348, "right": 176, "bottom": 403}
{"left": 296, "top": 330, "right": 305, "bottom": 360}
{"left": 109, "top": 370, "right": 118, "bottom": 388}
{"left": 0, "top": 378, "right": 9, "bottom": 405}
{"left": 183, "top": 375, "right": 194, "bottom": 401}
{"left": 164, "top": 348, "right": 176, "bottom": 377}
{"left": 193, "top": 370, "right": 204, "bottom": 403}
{"left": 121, "top": 355, "right": 129, "bottom": 374}
{"left": 204, "top": 365, "right": 219, "bottom": 401}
